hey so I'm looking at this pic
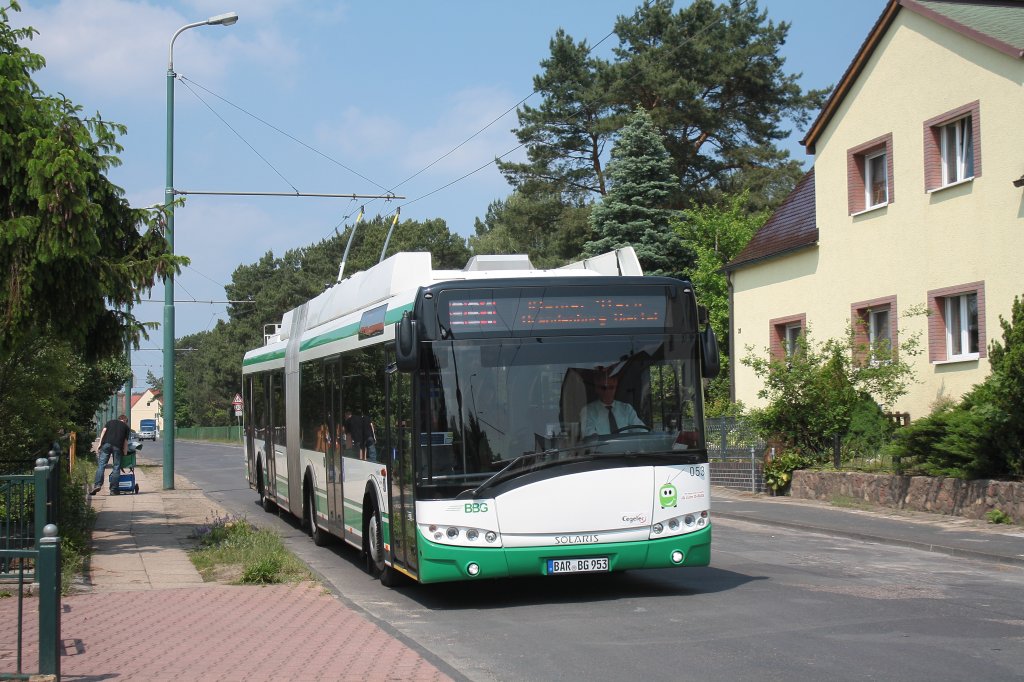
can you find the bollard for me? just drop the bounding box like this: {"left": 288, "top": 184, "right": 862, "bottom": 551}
{"left": 34, "top": 458, "right": 50, "bottom": 547}
{"left": 37, "top": 523, "right": 61, "bottom": 678}
{"left": 750, "top": 445, "right": 756, "bottom": 493}
{"left": 48, "top": 448, "right": 61, "bottom": 528}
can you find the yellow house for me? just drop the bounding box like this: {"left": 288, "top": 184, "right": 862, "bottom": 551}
{"left": 726, "top": 0, "right": 1024, "bottom": 420}
{"left": 129, "top": 388, "right": 163, "bottom": 433}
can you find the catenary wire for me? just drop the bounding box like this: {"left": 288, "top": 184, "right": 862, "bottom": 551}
{"left": 178, "top": 75, "right": 300, "bottom": 194}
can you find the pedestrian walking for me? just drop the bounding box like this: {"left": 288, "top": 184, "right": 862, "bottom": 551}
{"left": 92, "top": 414, "right": 129, "bottom": 495}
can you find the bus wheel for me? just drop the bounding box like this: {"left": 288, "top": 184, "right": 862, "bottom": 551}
{"left": 306, "top": 483, "right": 328, "bottom": 546}
{"left": 258, "top": 465, "right": 274, "bottom": 513}
{"left": 367, "top": 505, "right": 398, "bottom": 587}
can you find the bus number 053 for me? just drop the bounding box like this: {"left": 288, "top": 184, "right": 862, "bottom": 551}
{"left": 688, "top": 466, "right": 706, "bottom": 478}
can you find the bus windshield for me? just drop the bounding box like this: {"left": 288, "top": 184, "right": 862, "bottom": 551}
{"left": 417, "top": 334, "right": 704, "bottom": 487}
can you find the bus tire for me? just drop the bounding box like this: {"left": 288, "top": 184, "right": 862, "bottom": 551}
{"left": 306, "top": 479, "right": 328, "bottom": 547}
{"left": 367, "top": 504, "right": 398, "bottom": 587}
{"left": 258, "top": 461, "right": 274, "bottom": 513}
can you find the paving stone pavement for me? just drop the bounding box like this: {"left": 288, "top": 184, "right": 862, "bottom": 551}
{"left": 1, "top": 465, "right": 455, "bottom": 682}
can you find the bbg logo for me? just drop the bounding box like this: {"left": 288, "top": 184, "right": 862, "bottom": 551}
{"left": 464, "top": 502, "right": 489, "bottom": 513}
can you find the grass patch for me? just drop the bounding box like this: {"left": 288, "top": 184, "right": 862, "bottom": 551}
{"left": 985, "top": 509, "right": 1014, "bottom": 525}
{"left": 61, "top": 457, "right": 97, "bottom": 594}
{"left": 188, "top": 513, "right": 312, "bottom": 585}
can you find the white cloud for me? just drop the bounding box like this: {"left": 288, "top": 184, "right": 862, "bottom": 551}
{"left": 404, "top": 86, "right": 525, "bottom": 175}
{"left": 18, "top": 0, "right": 299, "bottom": 101}
{"left": 312, "top": 85, "right": 525, "bottom": 200}
{"left": 314, "top": 106, "right": 405, "bottom": 162}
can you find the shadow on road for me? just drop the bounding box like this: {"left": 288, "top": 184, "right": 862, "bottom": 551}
{"left": 402, "top": 566, "right": 767, "bottom": 610}
{"left": 248, "top": 498, "right": 767, "bottom": 610}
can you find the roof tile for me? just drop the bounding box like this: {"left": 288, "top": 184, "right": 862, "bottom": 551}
{"left": 726, "top": 169, "right": 817, "bottom": 270}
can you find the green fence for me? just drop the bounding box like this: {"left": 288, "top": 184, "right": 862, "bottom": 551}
{"left": 176, "top": 425, "right": 244, "bottom": 443}
{"left": 1, "top": 455, "right": 62, "bottom": 680}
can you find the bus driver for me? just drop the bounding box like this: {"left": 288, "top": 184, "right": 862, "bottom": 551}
{"left": 579, "top": 368, "right": 644, "bottom": 437}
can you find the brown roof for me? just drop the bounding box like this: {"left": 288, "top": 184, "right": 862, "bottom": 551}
{"left": 802, "top": 0, "right": 1024, "bottom": 154}
{"left": 725, "top": 169, "right": 817, "bottom": 271}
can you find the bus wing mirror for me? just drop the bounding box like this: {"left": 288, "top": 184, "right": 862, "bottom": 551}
{"left": 396, "top": 311, "right": 419, "bottom": 372}
{"left": 699, "top": 324, "right": 721, "bottom": 379}
{"left": 697, "top": 305, "right": 709, "bottom": 326}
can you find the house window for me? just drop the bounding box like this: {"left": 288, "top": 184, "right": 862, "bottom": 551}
{"left": 924, "top": 101, "right": 981, "bottom": 192}
{"left": 940, "top": 117, "right": 973, "bottom": 185}
{"left": 869, "top": 308, "right": 890, "bottom": 346}
{"left": 770, "top": 314, "right": 807, "bottom": 361}
{"left": 852, "top": 296, "right": 897, "bottom": 365}
{"left": 785, "top": 323, "right": 803, "bottom": 356}
{"left": 927, "top": 282, "right": 985, "bottom": 363}
{"left": 847, "top": 133, "right": 893, "bottom": 214}
{"left": 945, "top": 293, "right": 978, "bottom": 359}
{"left": 865, "top": 151, "right": 888, "bottom": 208}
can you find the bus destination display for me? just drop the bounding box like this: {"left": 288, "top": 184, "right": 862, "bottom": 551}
{"left": 446, "top": 292, "right": 667, "bottom": 333}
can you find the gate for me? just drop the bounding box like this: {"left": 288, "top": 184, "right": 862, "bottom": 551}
{"left": 706, "top": 418, "right": 767, "bottom": 494}
{"left": 1, "top": 452, "right": 63, "bottom": 680}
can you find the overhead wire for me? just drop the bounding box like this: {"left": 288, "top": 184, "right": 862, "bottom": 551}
{"left": 178, "top": 75, "right": 390, "bottom": 194}
{"left": 178, "top": 75, "right": 300, "bottom": 194}
{"left": 180, "top": 0, "right": 752, "bottom": 251}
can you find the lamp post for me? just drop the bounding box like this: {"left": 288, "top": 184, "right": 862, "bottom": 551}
{"left": 164, "top": 11, "right": 238, "bottom": 490}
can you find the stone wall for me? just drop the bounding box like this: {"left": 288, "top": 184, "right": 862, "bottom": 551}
{"left": 791, "top": 471, "right": 1024, "bottom": 522}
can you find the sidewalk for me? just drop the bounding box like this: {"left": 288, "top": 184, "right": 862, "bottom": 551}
{"left": 713, "top": 486, "right": 1024, "bottom": 566}
{"left": 2, "top": 464, "right": 456, "bottom": 682}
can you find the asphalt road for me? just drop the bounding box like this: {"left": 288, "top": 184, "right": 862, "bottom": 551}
{"left": 164, "top": 439, "right": 1024, "bottom": 682}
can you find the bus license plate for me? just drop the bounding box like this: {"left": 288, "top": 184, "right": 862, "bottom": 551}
{"left": 547, "top": 557, "right": 609, "bottom": 574}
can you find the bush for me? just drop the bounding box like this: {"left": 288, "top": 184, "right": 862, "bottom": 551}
{"left": 985, "top": 509, "right": 1013, "bottom": 525}
{"left": 743, "top": 325, "right": 919, "bottom": 457}
{"left": 888, "top": 294, "right": 1024, "bottom": 480}
{"left": 843, "top": 397, "right": 895, "bottom": 462}
{"left": 763, "top": 451, "right": 814, "bottom": 494}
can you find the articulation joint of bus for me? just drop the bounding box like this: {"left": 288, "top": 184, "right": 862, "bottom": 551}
{"left": 241, "top": 247, "right": 719, "bottom": 585}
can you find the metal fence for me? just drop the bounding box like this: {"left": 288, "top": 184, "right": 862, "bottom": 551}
{"left": 176, "top": 425, "right": 243, "bottom": 442}
{"left": 706, "top": 418, "right": 768, "bottom": 494}
{"left": 0, "top": 451, "right": 62, "bottom": 680}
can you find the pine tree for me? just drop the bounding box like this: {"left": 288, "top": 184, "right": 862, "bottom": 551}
{"left": 0, "top": 3, "right": 182, "bottom": 458}
{"left": 0, "top": 3, "right": 183, "bottom": 360}
{"left": 584, "top": 108, "right": 690, "bottom": 278}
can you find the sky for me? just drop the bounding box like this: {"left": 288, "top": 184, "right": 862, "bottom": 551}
{"left": 14, "top": 0, "right": 885, "bottom": 390}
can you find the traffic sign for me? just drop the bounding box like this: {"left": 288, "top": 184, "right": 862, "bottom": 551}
{"left": 232, "top": 393, "right": 243, "bottom": 417}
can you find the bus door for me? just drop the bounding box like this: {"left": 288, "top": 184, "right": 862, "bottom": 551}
{"left": 325, "top": 359, "right": 345, "bottom": 533}
{"left": 247, "top": 373, "right": 273, "bottom": 495}
{"left": 267, "top": 369, "right": 286, "bottom": 503}
{"left": 385, "top": 358, "right": 417, "bottom": 574}
{"left": 243, "top": 374, "right": 256, "bottom": 486}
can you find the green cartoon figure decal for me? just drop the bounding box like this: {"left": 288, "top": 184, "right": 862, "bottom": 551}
{"left": 659, "top": 483, "right": 678, "bottom": 508}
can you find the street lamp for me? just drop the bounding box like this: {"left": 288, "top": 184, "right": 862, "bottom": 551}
{"left": 164, "top": 10, "right": 238, "bottom": 490}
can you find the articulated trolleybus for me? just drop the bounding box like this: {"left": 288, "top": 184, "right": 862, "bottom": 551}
{"left": 242, "top": 247, "right": 720, "bottom": 586}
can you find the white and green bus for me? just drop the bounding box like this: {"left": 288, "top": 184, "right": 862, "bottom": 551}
{"left": 242, "top": 247, "right": 720, "bottom": 585}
